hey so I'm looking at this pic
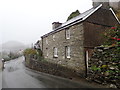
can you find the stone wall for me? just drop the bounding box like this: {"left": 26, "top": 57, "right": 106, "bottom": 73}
{"left": 86, "top": 8, "right": 119, "bottom": 26}
{"left": 26, "top": 59, "right": 84, "bottom": 79}
{"left": 83, "top": 22, "right": 109, "bottom": 48}
{"left": 87, "top": 46, "right": 120, "bottom": 88}
{"left": 42, "top": 23, "right": 85, "bottom": 76}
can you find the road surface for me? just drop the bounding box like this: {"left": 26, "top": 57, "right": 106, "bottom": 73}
{"left": 0, "top": 60, "right": 2, "bottom": 89}
{"left": 2, "top": 56, "right": 100, "bottom": 88}
{"left": 0, "top": 70, "right": 2, "bottom": 89}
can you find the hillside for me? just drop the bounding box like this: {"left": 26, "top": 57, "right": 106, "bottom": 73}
{"left": 1, "top": 41, "right": 27, "bottom": 52}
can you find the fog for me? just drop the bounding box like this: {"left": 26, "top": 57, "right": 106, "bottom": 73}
{"left": 0, "top": 0, "right": 93, "bottom": 45}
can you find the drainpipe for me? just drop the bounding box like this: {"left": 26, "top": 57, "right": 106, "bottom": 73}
{"left": 84, "top": 50, "right": 89, "bottom": 78}
{"left": 41, "top": 37, "right": 43, "bottom": 51}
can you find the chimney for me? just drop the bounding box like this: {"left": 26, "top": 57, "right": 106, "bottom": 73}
{"left": 52, "top": 22, "right": 62, "bottom": 30}
{"left": 92, "top": 0, "right": 110, "bottom": 9}
{"left": 109, "top": 0, "right": 120, "bottom": 10}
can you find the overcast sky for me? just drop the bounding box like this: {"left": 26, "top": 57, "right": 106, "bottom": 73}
{"left": 0, "top": 0, "right": 93, "bottom": 45}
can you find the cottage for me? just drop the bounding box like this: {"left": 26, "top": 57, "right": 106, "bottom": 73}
{"left": 40, "top": 1, "right": 120, "bottom": 77}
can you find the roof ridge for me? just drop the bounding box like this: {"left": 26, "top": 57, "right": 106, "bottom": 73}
{"left": 64, "top": 4, "right": 102, "bottom": 24}
{"left": 63, "top": 6, "right": 99, "bottom": 25}
{"left": 41, "top": 4, "right": 103, "bottom": 38}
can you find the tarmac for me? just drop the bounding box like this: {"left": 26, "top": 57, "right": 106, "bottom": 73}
{"left": 0, "top": 60, "right": 2, "bottom": 89}
{"left": 0, "top": 60, "right": 2, "bottom": 70}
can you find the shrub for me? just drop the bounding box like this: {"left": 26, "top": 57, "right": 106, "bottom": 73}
{"left": 89, "top": 25, "right": 120, "bottom": 88}
{"left": 23, "top": 48, "right": 43, "bottom": 61}
{"left": 67, "top": 10, "right": 80, "bottom": 21}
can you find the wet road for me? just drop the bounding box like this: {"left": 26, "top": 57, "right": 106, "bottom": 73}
{"left": 0, "top": 70, "right": 2, "bottom": 89}
{"left": 2, "top": 57, "right": 47, "bottom": 88}
{"left": 0, "top": 60, "right": 2, "bottom": 89}
{"left": 2, "top": 56, "right": 98, "bottom": 88}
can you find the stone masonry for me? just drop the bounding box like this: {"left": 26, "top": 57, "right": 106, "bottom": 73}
{"left": 40, "top": 3, "right": 119, "bottom": 77}
{"left": 42, "top": 23, "right": 85, "bottom": 75}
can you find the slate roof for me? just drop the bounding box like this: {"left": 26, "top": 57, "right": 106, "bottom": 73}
{"left": 59, "top": 4, "right": 102, "bottom": 29}
{"left": 41, "top": 4, "right": 119, "bottom": 38}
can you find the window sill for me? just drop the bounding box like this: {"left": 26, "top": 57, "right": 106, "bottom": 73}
{"left": 66, "top": 38, "right": 70, "bottom": 40}
{"left": 54, "top": 55, "right": 58, "bottom": 58}
{"left": 66, "top": 56, "right": 70, "bottom": 59}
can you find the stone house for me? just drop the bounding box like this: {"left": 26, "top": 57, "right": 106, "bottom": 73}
{"left": 40, "top": 1, "right": 120, "bottom": 77}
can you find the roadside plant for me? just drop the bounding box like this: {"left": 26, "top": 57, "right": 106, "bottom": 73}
{"left": 23, "top": 48, "right": 37, "bottom": 57}
{"left": 23, "top": 48, "right": 43, "bottom": 61}
{"left": 104, "top": 25, "right": 120, "bottom": 46}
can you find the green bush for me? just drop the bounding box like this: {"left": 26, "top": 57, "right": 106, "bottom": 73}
{"left": 89, "top": 25, "right": 120, "bottom": 88}
{"left": 67, "top": 10, "right": 80, "bottom": 21}
{"left": 23, "top": 48, "right": 43, "bottom": 61}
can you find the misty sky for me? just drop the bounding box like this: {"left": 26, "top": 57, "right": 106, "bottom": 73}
{"left": 0, "top": 0, "right": 93, "bottom": 45}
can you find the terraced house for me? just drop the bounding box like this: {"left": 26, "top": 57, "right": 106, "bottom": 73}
{"left": 40, "top": 1, "right": 120, "bottom": 76}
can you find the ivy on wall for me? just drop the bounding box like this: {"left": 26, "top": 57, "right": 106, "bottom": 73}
{"left": 88, "top": 25, "right": 120, "bottom": 88}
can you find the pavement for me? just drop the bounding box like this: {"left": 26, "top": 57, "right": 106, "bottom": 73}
{"left": 0, "top": 60, "right": 2, "bottom": 89}
{"left": 0, "top": 70, "right": 2, "bottom": 90}
{"left": 2, "top": 56, "right": 106, "bottom": 88}
{"left": 0, "top": 59, "right": 2, "bottom": 69}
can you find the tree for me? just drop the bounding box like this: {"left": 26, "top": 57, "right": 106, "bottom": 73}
{"left": 116, "top": 10, "right": 120, "bottom": 20}
{"left": 23, "top": 48, "right": 43, "bottom": 60}
{"left": 67, "top": 10, "right": 80, "bottom": 21}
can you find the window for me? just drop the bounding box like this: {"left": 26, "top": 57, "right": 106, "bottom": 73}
{"left": 46, "top": 38, "right": 48, "bottom": 45}
{"left": 53, "top": 47, "right": 58, "bottom": 57}
{"left": 65, "top": 29, "right": 70, "bottom": 39}
{"left": 86, "top": 51, "right": 89, "bottom": 69}
{"left": 53, "top": 35, "right": 55, "bottom": 41}
{"left": 65, "top": 46, "right": 70, "bottom": 58}
{"left": 47, "top": 51, "right": 49, "bottom": 57}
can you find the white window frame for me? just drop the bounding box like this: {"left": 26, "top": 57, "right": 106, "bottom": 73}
{"left": 47, "top": 51, "right": 49, "bottom": 57}
{"left": 53, "top": 47, "right": 58, "bottom": 57}
{"left": 53, "top": 35, "right": 55, "bottom": 41}
{"left": 66, "top": 46, "right": 70, "bottom": 58}
{"left": 65, "top": 29, "right": 70, "bottom": 39}
{"left": 46, "top": 38, "right": 48, "bottom": 45}
{"left": 86, "top": 51, "right": 89, "bottom": 69}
